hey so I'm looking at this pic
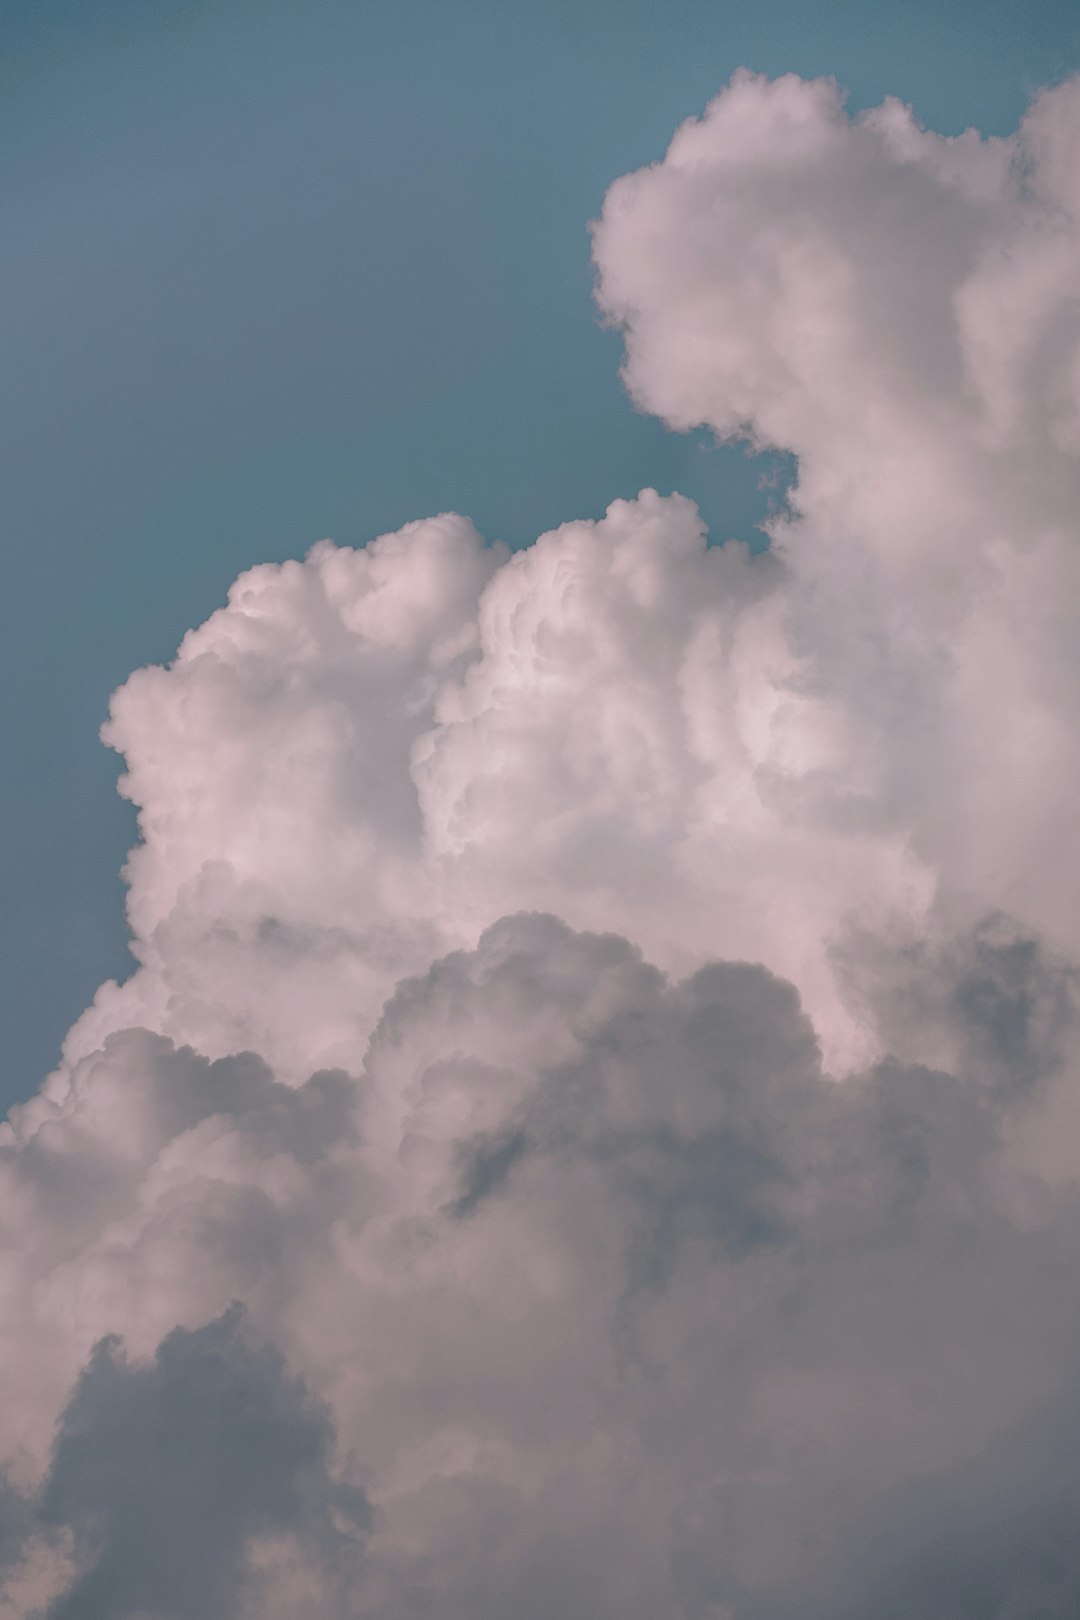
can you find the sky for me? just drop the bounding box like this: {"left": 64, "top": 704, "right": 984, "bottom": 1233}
{"left": 7, "top": 4, "right": 1080, "bottom": 1616}
{"left": 4, "top": 0, "right": 1080, "bottom": 1100}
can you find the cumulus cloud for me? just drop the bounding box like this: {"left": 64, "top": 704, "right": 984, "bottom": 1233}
{"left": 5, "top": 67, "right": 1080, "bottom": 1619}
{"left": 592, "top": 70, "right": 1080, "bottom": 986}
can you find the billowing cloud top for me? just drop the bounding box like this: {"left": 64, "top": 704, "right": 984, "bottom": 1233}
{"left": 4, "top": 70, "right": 1080, "bottom": 1619}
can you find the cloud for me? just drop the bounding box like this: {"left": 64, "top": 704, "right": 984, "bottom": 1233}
{"left": 742, "top": 1382, "right": 1080, "bottom": 1620}
{"left": 0, "top": 1032, "right": 355, "bottom": 1488}
{"left": 5, "top": 915, "right": 1080, "bottom": 1616}
{"left": 56, "top": 77, "right": 1080, "bottom": 1084}
{"left": 36, "top": 1306, "right": 367, "bottom": 1620}
{"left": 5, "top": 66, "right": 1080, "bottom": 1619}
{"left": 591, "top": 74, "right": 1080, "bottom": 995}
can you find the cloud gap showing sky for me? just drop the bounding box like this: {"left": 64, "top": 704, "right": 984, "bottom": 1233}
{"left": 4, "top": 65, "right": 1080, "bottom": 1618}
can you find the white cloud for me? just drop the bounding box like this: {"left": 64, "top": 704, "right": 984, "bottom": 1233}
{"left": 5, "top": 68, "right": 1080, "bottom": 1619}
{"left": 593, "top": 70, "right": 1080, "bottom": 979}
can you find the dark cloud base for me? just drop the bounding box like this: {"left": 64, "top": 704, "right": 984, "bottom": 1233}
{"left": 4, "top": 913, "right": 1079, "bottom": 1618}
{"left": 39, "top": 1308, "right": 368, "bottom": 1620}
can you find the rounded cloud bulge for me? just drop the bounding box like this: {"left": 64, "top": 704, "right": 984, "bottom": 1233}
{"left": 5, "top": 70, "right": 1080, "bottom": 1619}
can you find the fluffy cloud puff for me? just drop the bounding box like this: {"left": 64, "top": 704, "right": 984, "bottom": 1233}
{"left": 5, "top": 68, "right": 1080, "bottom": 1619}
{"left": 593, "top": 71, "right": 1080, "bottom": 998}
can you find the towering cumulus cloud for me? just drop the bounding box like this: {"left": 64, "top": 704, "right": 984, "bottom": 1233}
{"left": 4, "top": 72, "right": 1080, "bottom": 1618}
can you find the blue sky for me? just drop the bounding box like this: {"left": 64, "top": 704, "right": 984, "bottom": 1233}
{"left": 4, "top": 0, "right": 1080, "bottom": 1105}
